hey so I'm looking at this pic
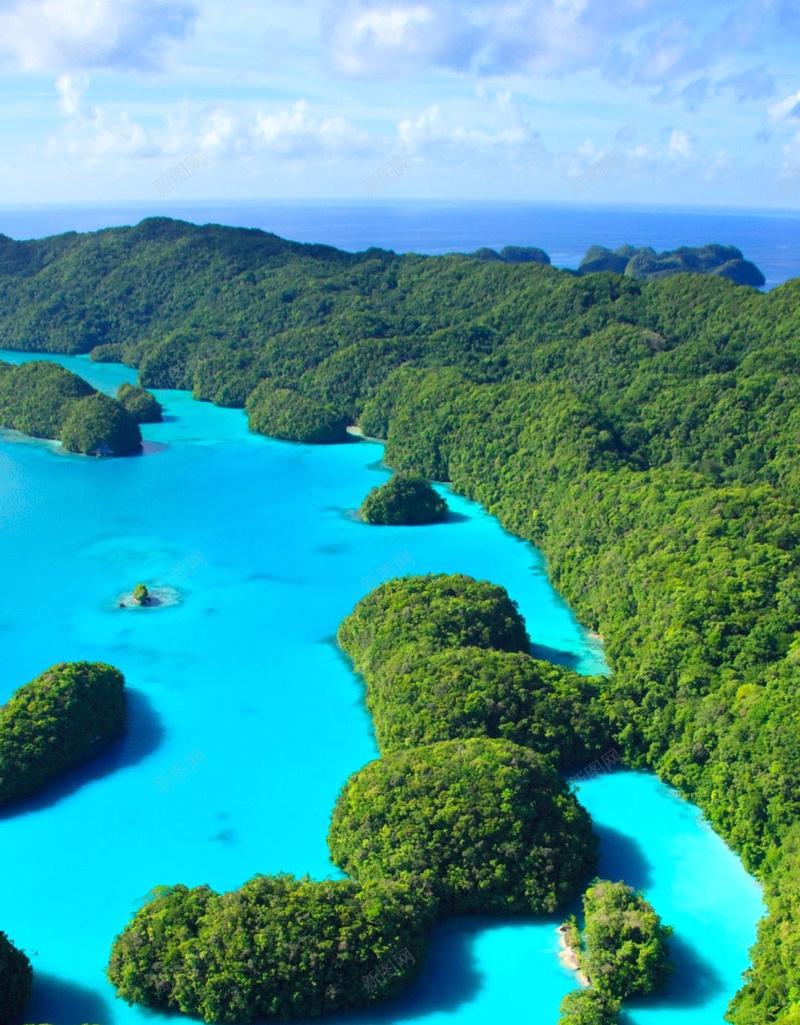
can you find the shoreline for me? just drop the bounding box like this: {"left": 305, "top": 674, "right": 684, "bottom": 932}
{"left": 556, "top": 924, "right": 590, "bottom": 987}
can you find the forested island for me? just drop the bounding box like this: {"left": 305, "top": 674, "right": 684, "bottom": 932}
{"left": 108, "top": 574, "right": 601, "bottom": 1019}
{"left": 558, "top": 879, "right": 673, "bottom": 1025}
{"left": 0, "top": 360, "right": 141, "bottom": 455}
{"left": 0, "top": 217, "right": 798, "bottom": 1022}
{"left": 116, "top": 382, "right": 162, "bottom": 423}
{"left": 359, "top": 473, "right": 448, "bottom": 524}
{"left": 472, "top": 241, "right": 765, "bottom": 286}
{"left": 0, "top": 661, "right": 126, "bottom": 806}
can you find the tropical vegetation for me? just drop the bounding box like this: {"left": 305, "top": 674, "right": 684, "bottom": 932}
{"left": 116, "top": 381, "right": 162, "bottom": 423}
{"left": 0, "top": 360, "right": 141, "bottom": 455}
{"left": 328, "top": 737, "right": 598, "bottom": 914}
{"left": 0, "top": 662, "right": 126, "bottom": 806}
{"left": 360, "top": 473, "right": 448, "bottom": 524}
{"left": 107, "top": 876, "right": 433, "bottom": 1023}
{"left": 0, "top": 217, "right": 796, "bottom": 1020}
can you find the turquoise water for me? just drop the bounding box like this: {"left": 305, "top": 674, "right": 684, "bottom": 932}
{"left": 0, "top": 351, "right": 762, "bottom": 1025}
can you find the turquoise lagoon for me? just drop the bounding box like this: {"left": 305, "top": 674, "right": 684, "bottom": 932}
{"left": 0, "top": 351, "right": 763, "bottom": 1025}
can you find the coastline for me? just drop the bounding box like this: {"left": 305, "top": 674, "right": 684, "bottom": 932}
{"left": 556, "top": 924, "right": 590, "bottom": 987}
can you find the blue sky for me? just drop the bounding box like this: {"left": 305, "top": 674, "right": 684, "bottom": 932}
{"left": 1, "top": 0, "right": 799, "bottom": 207}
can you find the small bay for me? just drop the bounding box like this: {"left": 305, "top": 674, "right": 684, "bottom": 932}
{"left": 0, "top": 351, "right": 762, "bottom": 1025}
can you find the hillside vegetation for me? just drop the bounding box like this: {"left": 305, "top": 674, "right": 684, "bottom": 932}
{"left": 1, "top": 218, "right": 798, "bottom": 1021}
{"left": 0, "top": 359, "right": 141, "bottom": 454}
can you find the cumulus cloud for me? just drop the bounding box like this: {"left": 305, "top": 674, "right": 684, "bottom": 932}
{"left": 395, "top": 89, "right": 552, "bottom": 175}
{"left": 0, "top": 0, "right": 197, "bottom": 72}
{"left": 50, "top": 73, "right": 154, "bottom": 158}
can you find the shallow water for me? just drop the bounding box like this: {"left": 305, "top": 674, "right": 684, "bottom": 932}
{"left": 0, "top": 351, "right": 762, "bottom": 1025}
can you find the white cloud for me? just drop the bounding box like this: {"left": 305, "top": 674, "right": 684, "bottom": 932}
{"left": 322, "top": 0, "right": 785, "bottom": 111}
{"left": 0, "top": 0, "right": 197, "bottom": 72}
{"left": 768, "top": 90, "right": 800, "bottom": 125}
{"left": 668, "top": 127, "right": 694, "bottom": 159}
{"left": 50, "top": 73, "right": 154, "bottom": 158}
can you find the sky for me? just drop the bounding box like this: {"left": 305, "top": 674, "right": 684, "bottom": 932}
{"left": 1, "top": 0, "right": 800, "bottom": 207}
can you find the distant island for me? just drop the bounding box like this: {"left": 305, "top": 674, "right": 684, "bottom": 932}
{"left": 576, "top": 242, "right": 766, "bottom": 286}
{"left": 472, "top": 241, "right": 765, "bottom": 285}
{"left": 0, "top": 360, "right": 142, "bottom": 455}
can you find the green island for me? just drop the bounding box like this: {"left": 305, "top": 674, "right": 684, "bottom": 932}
{"left": 107, "top": 875, "right": 433, "bottom": 1023}
{"left": 106, "top": 875, "right": 432, "bottom": 1023}
{"left": 107, "top": 574, "right": 600, "bottom": 1019}
{"left": 338, "top": 572, "right": 531, "bottom": 672}
{"left": 360, "top": 643, "right": 610, "bottom": 766}
{"left": 0, "top": 661, "right": 126, "bottom": 807}
{"left": 576, "top": 243, "right": 766, "bottom": 285}
{"left": 0, "top": 218, "right": 797, "bottom": 1021}
{"left": 328, "top": 736, "right": 598, "bottom": 914}
{"left": 359, "top": 472, "right": 448, "bottom": 524}
{"left": 558, "top": 879, "right": 674, "bottom": 1025}
{"left": 116, "top": 381, "right": 162, "bottom": 423}
{"left": 0, "top": 360, "right": 141, "bottom": 455}
{"left": 339, "top": 573, "right": 610, "bottom": 765}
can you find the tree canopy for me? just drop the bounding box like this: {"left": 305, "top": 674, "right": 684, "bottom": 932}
{"left": 0, "top": 360, "right": 141, "bottom": 455}
{"left": 0, "top": 661, "right": 126, "bottom": 806}
{"left": 61, "top": 392, "right": 142, "bottom": 455}
{"left": 116, "top": 382, "right": 162, "bottom": 423}
{"left": 328, "top": 737, "right": 598, "bottom": 914}
{"left": 0, "top": 217, "right": 797, "bottom": 1020}
{"left": 108, "top": 875, "right": 433, "bottom": 1023}
{"left": 338, "top": 573, "right": 531, "bottom": 676}
{"left": 0, "top": 931, "right": 31, "bottom": 1025}
{"left": 360, "top": 473, "right": 448, "bottom": 525}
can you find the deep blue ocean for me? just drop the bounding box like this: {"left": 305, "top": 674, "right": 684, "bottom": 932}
{"left": 0, "top": 202, "right": 772, "bottom": 1025}
{"left": 0, "top": 200, "right": 798, "bottom": 290}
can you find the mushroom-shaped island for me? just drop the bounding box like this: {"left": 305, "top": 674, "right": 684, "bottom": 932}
{"left": 360, "top": 473, "right": 448, "bottom": 525}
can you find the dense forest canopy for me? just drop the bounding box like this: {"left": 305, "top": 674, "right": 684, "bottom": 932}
{"left": 1, "top": 217, "right": 799, "bottom": 1021}
{"left": 0, "top": 359, "right": 141, "bottom": 455}
{"left": 328, "top": 737, "right": 598, "bottom": 914}
{"left": 359, "top": 473, "right": 448, "bottom": 524}
{"left": 108, "top": 876, "right": 434, "bottom": 1023}
{"left": 116, "top": 381, "right": 162, "bottom": 423}
{"left": 0, "top": 661, "right": 126, "bottom": 806}
{"left": 109, "top": 572, "right": 598, "bottom": 1021}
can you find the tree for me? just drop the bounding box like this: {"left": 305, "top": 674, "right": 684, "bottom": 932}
{"left": 328, "top": 738, "right": 598, "bottom": 915}
{"left": 0, "top": 931, "right": 32, "bottom": 1025}
{"left": 558, "top": 989, "right": 621, "bottom": 1025}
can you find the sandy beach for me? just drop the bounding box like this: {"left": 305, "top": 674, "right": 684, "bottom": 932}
{"left": 557, "top": 924, "right": 590, "bottom": 987}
